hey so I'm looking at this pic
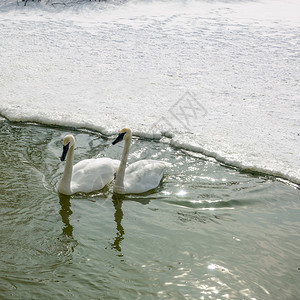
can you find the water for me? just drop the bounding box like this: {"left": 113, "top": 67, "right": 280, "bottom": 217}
{"left": 0, "top": 119, "right": 299, "bottom": 299}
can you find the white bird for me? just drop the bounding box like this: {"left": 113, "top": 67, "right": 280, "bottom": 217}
{"left": 58, "top": 134, "right": 120, "bottom": 195}
{"left": 112, "top": 128, "right": 171, "bottom": 194}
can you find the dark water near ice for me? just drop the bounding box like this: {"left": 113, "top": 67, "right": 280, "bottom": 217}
{"left": 0, "top": 119, "right": 300, "bottom": 299}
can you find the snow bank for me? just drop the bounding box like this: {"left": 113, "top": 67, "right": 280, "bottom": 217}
{"left": 1, "top": 0, "right": 299, "bottom": 184}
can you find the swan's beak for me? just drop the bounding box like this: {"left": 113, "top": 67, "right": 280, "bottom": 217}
{"left": 112, "top": 132, "right": 126, "bottom": 145}
{"left": 60, "top": 143, "right": 70, "bottom": 161}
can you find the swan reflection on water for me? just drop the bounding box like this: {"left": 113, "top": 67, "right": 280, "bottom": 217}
{"left": 110, "top": 194, "right": 125, "bottom": 256}
{"left": 58, "top": 193, "right": 74, "bottom": 238}
{"left": 58, "top": 191, "right": 152, "bottom": 258}
{"left": 110, "top": 194, "right": 152, "bottom": 257}
{"left": 58, "top": 193, "right": 78, "bottom": 257}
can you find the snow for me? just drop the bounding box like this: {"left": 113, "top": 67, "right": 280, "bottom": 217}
{"left": 0, "top": 0, "right": 299, "bottom": 184}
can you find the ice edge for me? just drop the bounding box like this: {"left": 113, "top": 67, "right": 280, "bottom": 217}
{"left": 1, "top": 108, "right": 299, "bottom": 187}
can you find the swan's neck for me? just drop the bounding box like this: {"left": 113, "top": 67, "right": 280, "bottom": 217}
{"left": 58, "top": 145, "right": 74, "bottom": 195}
{"left": 114, "top": 137, "right": 131, "bottom": 193}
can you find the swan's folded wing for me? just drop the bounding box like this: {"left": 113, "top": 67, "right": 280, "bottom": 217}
{"left": 111, "top": 159, "right": 121, "bottom": 172}
{"left": 124, "top": 160, "right": 171, "bottom": 193}
{"left": 72, "top": 158, "right": 116, "bottom": 193}
{"left": 125, "top": 160, "right": 171, "bottom": 174}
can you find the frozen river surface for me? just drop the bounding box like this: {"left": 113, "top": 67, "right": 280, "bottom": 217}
{"left": 0, "top": 0, "right": 299, "bottom": 184}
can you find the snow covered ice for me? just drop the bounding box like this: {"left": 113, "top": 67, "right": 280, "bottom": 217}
{"left": 0, "top": 0, "right": 299, "bottom": 184}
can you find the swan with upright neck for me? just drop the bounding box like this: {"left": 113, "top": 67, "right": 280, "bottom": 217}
{"left": 112, "top": 128, "right": 171, "bottom": 194}
{"left": 58, "top": 134, "right": 120, "bottom": 195}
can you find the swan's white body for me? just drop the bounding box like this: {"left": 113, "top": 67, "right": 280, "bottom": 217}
{"left": 112, "top": 128, "right": 171, "bottom": 194}
{"left": 58, "top": 135, "right": 120, "bottom": 195}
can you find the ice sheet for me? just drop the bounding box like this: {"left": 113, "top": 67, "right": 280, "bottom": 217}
{"left": 0, "top": 0, "right": 299, "bottom": 184}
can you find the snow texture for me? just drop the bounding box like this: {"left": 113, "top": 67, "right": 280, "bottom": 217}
{"left": 0, "top": 0, "right": 299, "bottom": 184}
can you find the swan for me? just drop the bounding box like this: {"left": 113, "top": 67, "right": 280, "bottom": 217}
{"left": 112, "top": 128, "right": 171, "bottom": 194}
{"left": 58, "top": 134, "right": 120, "bottom": 195}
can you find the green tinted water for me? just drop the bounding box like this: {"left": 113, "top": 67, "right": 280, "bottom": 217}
{"left": 0, "top": 119, "right": 299, "bottom": 299}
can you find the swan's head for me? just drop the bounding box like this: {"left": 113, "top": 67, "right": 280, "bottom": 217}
{"left": 112, "top": 128, "right": 132, "bottom": 145}
{"left": 60, "top": 134, "right": 75, "bottom": 161}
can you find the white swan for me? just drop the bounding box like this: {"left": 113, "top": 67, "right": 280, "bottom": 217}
{"left": 58, "top": 134, "right": 120, "bottom": 195}
{"left": 112, "top": 128, "right": 171, "bottom": 194}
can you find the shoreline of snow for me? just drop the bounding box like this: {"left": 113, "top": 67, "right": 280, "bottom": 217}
{"left": 1, "top": 109, "right": 299, "bottom": 186}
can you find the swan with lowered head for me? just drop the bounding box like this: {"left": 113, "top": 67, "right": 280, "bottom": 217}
{"left": 58, "top": 134, "right": 120, "bottom": 195}
{"left": 112, "top": 128, "right": 171, "bottom": 194}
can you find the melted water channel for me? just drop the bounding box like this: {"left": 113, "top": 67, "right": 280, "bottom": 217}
{"left": 0, "top": 119, "right": 299, "bottom": 299}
